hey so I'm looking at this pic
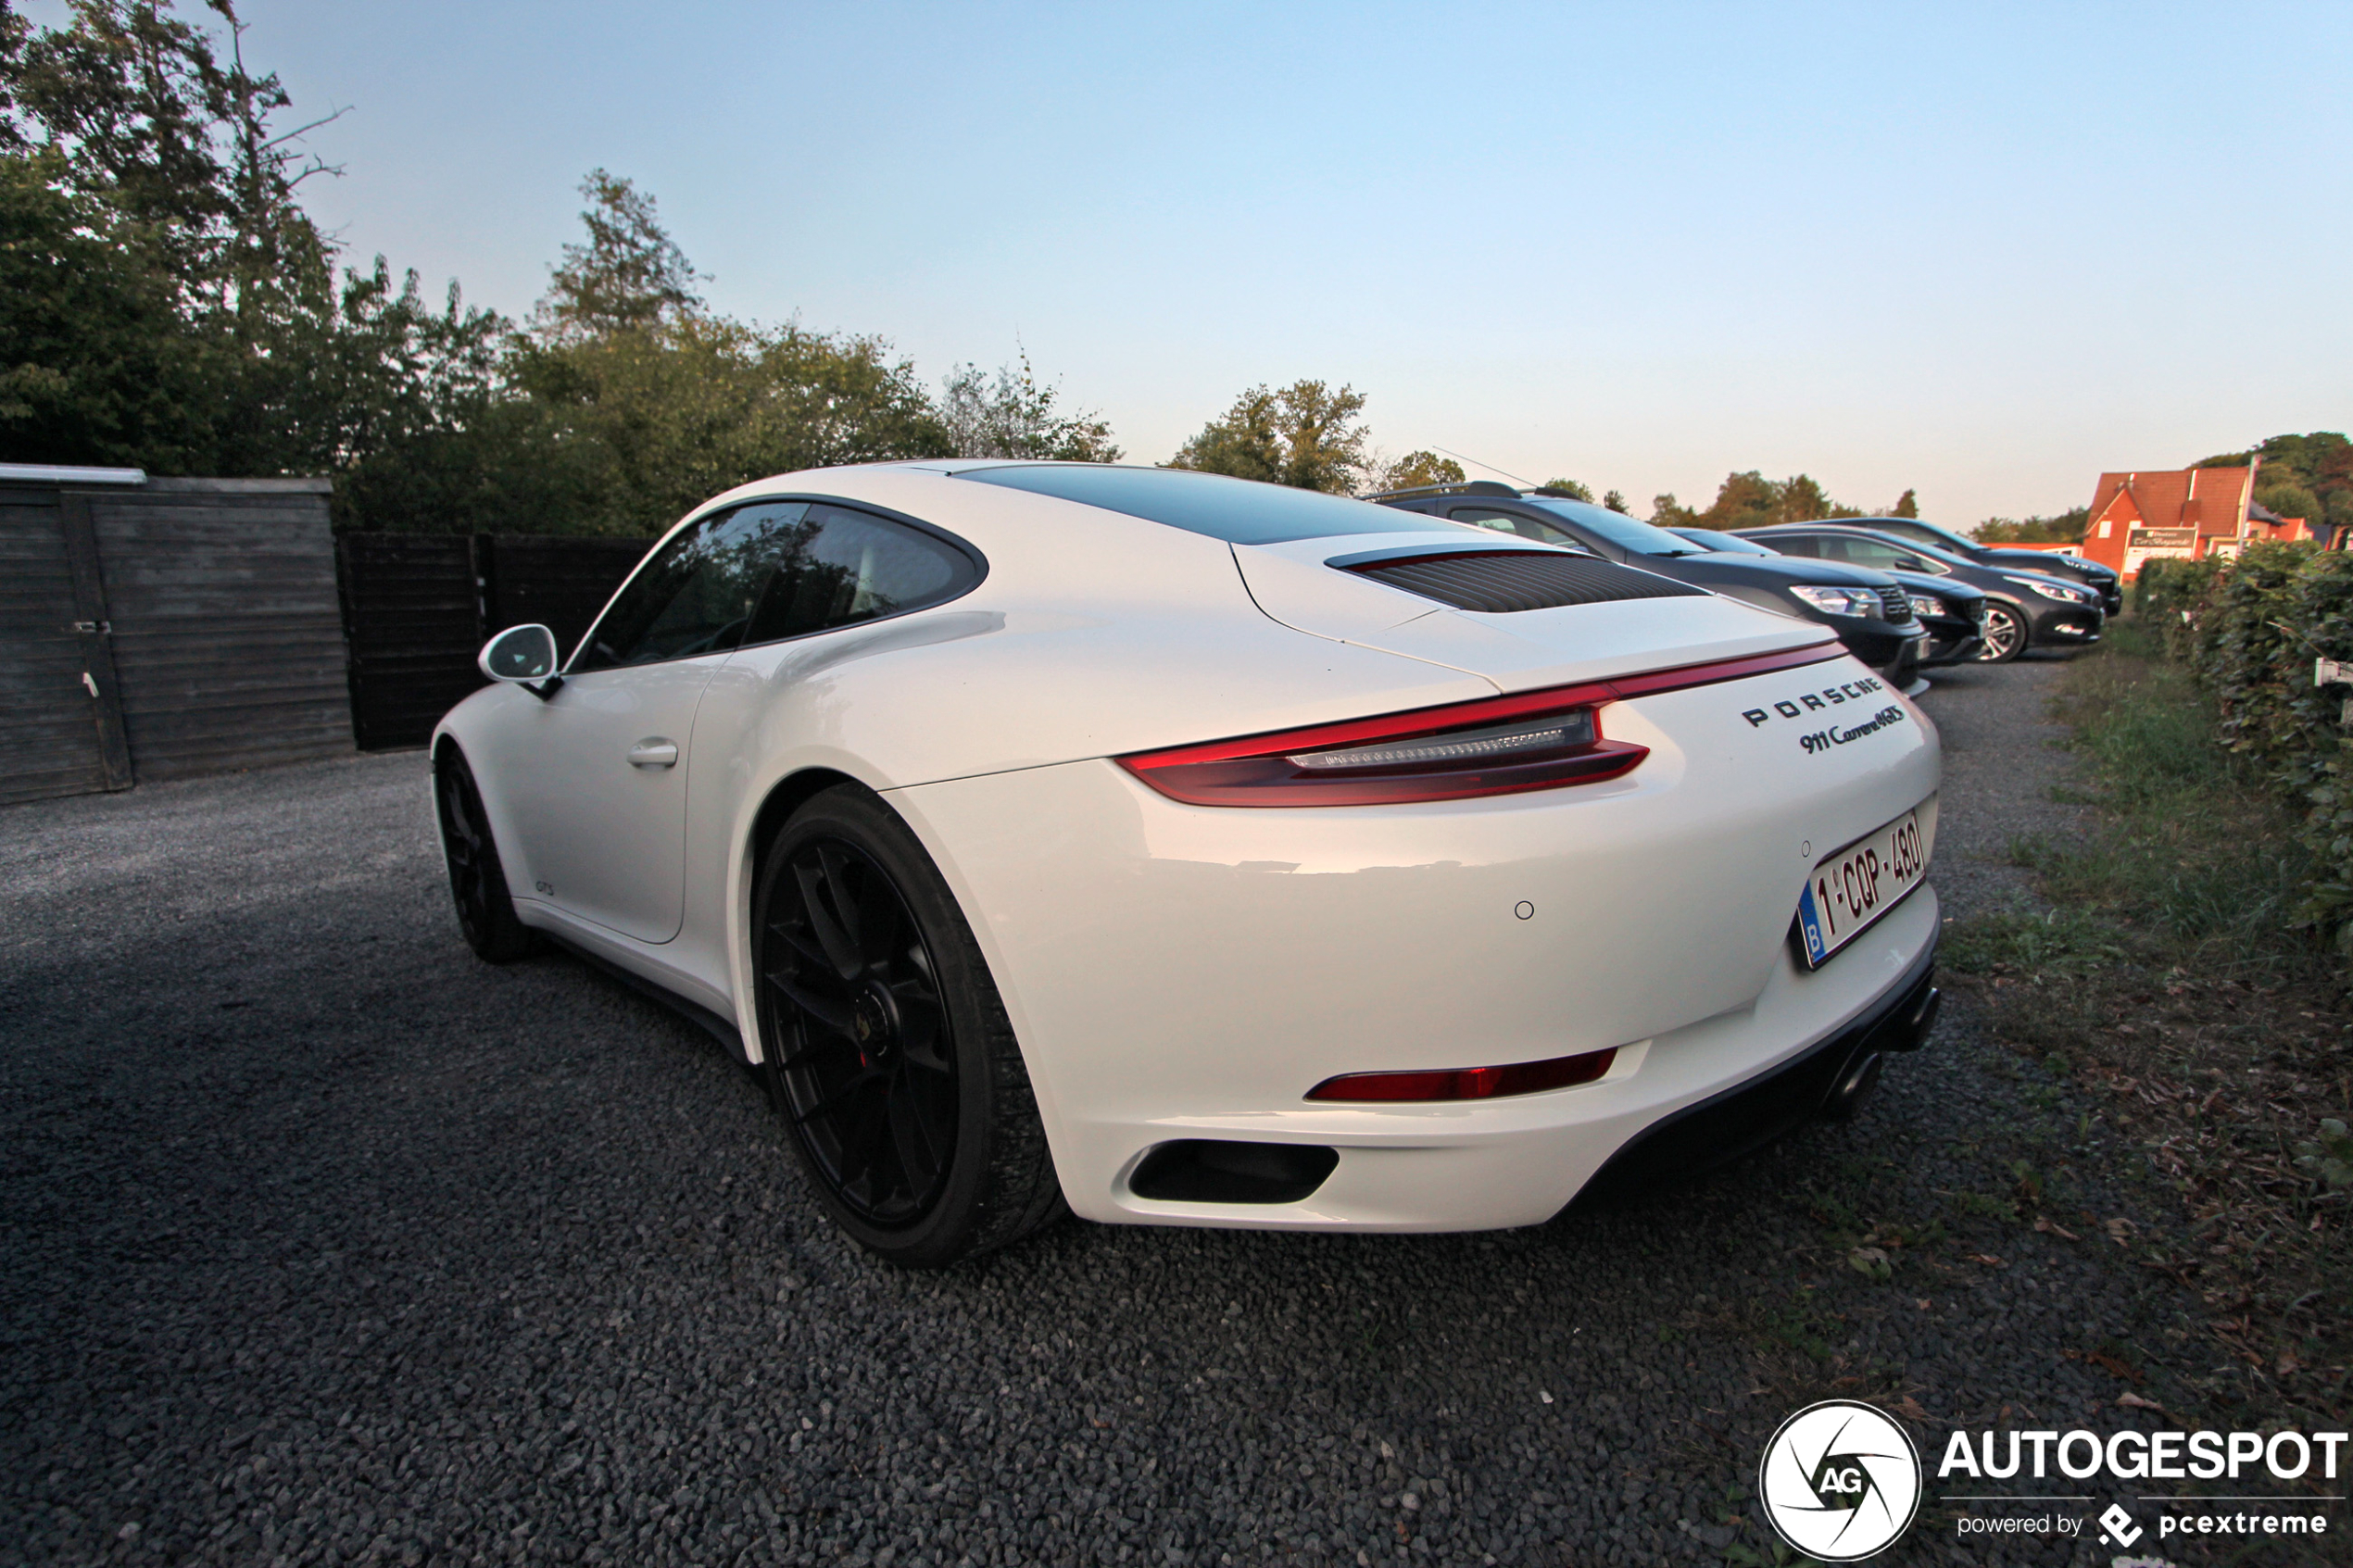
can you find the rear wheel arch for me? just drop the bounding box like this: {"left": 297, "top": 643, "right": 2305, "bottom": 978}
{"left": 747, "top": 778, "right": 1066, "bottom": 1263}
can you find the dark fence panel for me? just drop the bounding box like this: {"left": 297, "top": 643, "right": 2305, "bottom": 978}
{"left": 335, "top": 534, "right": 479, "bottom": 754}
{"left": 484, "top": 535, "right": 651, "bottom": 659}
{"left": 0, "top": 493, "right": 112, "bottom": 805}
{"left": 2, "top": 473, "right": 348, "bottom": 802}
{"left": 337, "top": 533, "right": 653, "bottom": 752}
{"left": 90, "top": 480, "right": 351, "bottom": 782}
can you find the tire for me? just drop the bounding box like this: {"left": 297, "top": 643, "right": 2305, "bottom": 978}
{"left": 753, "top": 784, "right": 1064, "bottom": 1266}
{"left": 434, "top": 749, "right": 538, "bottom": 963}
{"left": 1973, "top": 602, "right": 2027, "bottom": 663}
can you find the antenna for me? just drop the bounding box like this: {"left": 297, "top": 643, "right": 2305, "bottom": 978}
{"left": 1428, "top": 445, "right": 1539, "bottom": 490}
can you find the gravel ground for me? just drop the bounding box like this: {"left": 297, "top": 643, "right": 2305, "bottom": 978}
{"left": 0, "top": 655, "right": 2282, "bottom": 1567}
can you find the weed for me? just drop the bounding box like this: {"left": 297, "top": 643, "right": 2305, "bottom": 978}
{"left": 1951, "top": 1190, "right": 2015, "bottom": 1223}
{"left": 1940, "top": 906, "right": 2126, "bottom": 983}
{"left": 2296, "top": 1119, "right": 2353, "bottom": 1190}
{"left": 2008, "top": 1159, "right": 2043, "bottom": 1206}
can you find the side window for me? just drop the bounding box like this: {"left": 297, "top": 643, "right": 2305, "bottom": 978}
{"left": 1841, "top": 539, "right": 1912, "bottom": 571}
{"left": 742, "top": 504, "right": 979, "bottom": 646}
{"left": 573, "top": 502, "right": 812, "bottom": 671}
{"left": 1449, "top": 507, "right": 1574, "bottom": 546}
{"left": 1771, "top": 534, "right": 1823, "bottom": 558}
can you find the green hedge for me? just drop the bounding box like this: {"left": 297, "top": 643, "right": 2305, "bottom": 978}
{"left": 2134, "top": 546, "right": 2353, "bottom": 939}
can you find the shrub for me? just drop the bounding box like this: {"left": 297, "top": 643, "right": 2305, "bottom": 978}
{"left": 2133, "top": 545, "right": 2353, "bottom": 945}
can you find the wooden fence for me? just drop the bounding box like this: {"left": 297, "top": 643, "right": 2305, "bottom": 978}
{"left": 1, "top": 463, "right": 659, "bottom": 802}
{"left": 1, "top": 473, "right": 350, "bottom": 806}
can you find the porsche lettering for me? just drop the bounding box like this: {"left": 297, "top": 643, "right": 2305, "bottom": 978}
{"left": 1742, "top": 674, "right": 1888, "bottom": 728}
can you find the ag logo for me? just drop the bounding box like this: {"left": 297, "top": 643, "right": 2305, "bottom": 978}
{"left": 1758, "top": 1399, "right": 1922, "bottom": 1561}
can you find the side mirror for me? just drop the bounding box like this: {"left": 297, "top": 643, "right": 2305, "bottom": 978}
{"left": 479, "top": 624, "right": 562, "bottom": 699}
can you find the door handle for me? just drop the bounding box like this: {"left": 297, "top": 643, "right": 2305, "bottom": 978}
{"left": 627, "top": 738, "right": 679, "bottom": 769}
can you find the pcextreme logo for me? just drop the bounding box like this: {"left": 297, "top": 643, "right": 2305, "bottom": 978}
{"left": 1758, "top": 1400, "right": 1923, "bottom": 1561}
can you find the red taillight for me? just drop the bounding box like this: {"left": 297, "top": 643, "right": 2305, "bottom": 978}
{"left": 1116, "top": 641, "right": 1841, "bottom": 808}
{"left": 1306, "top": 1047, "right": 1618, "bottom": 1102}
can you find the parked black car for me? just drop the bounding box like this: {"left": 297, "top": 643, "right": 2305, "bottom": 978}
{"left": 1733, "top": 523, "right": 2102, "bottom": 664}
{"left": 1843, "top": 515, "right": 2121, "bottom": 616}
{"left": 1669, "top": 526, "right": 1986, "bottom": 667}
{"left": 1373, "top": 483, "right": 1930, "bottom": 690}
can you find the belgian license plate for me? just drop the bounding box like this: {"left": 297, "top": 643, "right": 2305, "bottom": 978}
{"left": 1793, "top": 809, "right": 1927, "bottom": 969}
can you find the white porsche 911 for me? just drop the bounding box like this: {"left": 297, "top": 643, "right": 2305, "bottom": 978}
{"left": 434, "top": 462, "right": 1942, "bottom": 1266}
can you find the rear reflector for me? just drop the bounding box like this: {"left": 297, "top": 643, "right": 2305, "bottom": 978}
{"left": 1117, "top": 641, "right": 1841, "bottom": 807}
{"left": 1306, "top": 1047, "right": 1617, "bottom": 1102}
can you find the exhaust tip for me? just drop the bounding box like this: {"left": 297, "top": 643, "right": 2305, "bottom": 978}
{"left": 1903, "top": 985, "right": 1943, "bottom": 1050}
{"left": 1873, "top": 983, "right": 1941, "bottom": 1053}
{"left": 1822, "top": 1051, "right": 1884, "bottom": 1123}
{"left": 1129, "top": 1140, "right": 1338, "bottom": 1204}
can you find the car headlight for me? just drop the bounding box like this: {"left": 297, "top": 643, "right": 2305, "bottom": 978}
{"left": 1789, "top": 584, "right": 1881, "bottom": 618}
{"left": 2005, "top": 574, "right": 2094, "bottom": 605}
{"left": 1907, "top": 594, "right": 1949, "bottom": 619}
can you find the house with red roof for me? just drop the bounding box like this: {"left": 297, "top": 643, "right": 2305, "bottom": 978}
{"left": 2078, "top": 466, "right": 2258, "bottom": 578}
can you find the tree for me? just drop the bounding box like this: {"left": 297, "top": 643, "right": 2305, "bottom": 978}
{"left": 1698, "top": 470, "right": 1778, "bottom": 529}
{"left": 2197, "top": 433, "right": 2353, "bottom": 536}
{"left": 1974, "top": 507, "right": 2088, "bottom": 545}
{"left": 940, "top": 350, "right": 1119, "bottom": 462}
{"left": 1168, "top": 380, "right": 1368, "bottom": 493}
{"left": 1889, "top": 487, "right": 1919, "bottom": 519}
{"left": 1650, "top": 494, "right": 1696, "bottom": 528}
{"left": 1537, "top": 478, "right": 1592, "bottom": 501}
{"left": 0, "top": 6, "right": 1108, "bottom": 532}
{"left": 1601, "top": 489, "right": 1628, "bottom": 513}
{"left": 1369, "top": 450, "right": 1464, "bottom": 493}
{"left": 1677, "top": 470, "right": 1883, "bottom": 530}
{"left": 0, "top": 0, "right": 495, "bottom": 485}
{"left": 0, "top": 146, "right": 208, "bottom": 467}
{"left": 531, "top": 169, "right": 702, "bottom": 345}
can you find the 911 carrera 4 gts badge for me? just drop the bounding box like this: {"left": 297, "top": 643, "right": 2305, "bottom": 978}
{"left": 1796, "top": 705, "right": 1907, "bottom": 755}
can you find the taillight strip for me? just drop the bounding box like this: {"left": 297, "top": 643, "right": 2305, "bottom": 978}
{"left": 1306, "top": 1047, "right": 1618, "bottom": 1102}
{"left": 1121, "top": 638, "right": 1843, "bottom": 772}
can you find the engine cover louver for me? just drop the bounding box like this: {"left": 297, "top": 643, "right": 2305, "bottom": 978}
{"left": 1343, "top": 551, "right": 1709, "bottom": 614}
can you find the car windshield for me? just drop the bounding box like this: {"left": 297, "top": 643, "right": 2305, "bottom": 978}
{"left": 1669, "top": 527, "right": 1775, "bottom": 556}
{"left": 1875, "top": 518, "right": 1981, "bottom": 554}
{"left": 956, "top": 464, "right": 1451, "bottom": 545}
{"left": 1521, "top": 497, "right": 1697, "bottom": 556}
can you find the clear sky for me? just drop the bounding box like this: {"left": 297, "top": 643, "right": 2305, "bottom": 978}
{"left": 61, "top": 1, "right": 2353, "bottom": 523}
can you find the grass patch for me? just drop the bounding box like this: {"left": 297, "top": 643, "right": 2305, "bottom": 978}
{"left": 1941, "top": 616, "right": 2353, "bottom": 1424}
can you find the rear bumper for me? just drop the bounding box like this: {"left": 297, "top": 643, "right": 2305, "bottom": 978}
{"left": 1574, "top": 935, "right": 1938, "bottom": 1204}
{"left": 1069, "top": 886, "right": 1944, "bottom": 1232}
{"left": 893, "top": 658, "right": 1943, "bottom": 1232}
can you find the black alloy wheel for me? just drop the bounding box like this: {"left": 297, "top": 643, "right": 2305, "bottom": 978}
{"left": 434, "top": 750, "right": 537, "bottom": 962}
{"left": 754, "top": 784, "right": 1063, "bottom": 1265}
{"left": 1973, "top": 602, "right": 2027, "bottom": 663}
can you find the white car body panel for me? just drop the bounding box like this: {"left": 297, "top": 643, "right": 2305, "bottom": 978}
{"left": 468, "top": 656, "right": 724, "bottom": 943}
{"left": 432, "top": 461, "right": 1944, "bottom": 1233}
